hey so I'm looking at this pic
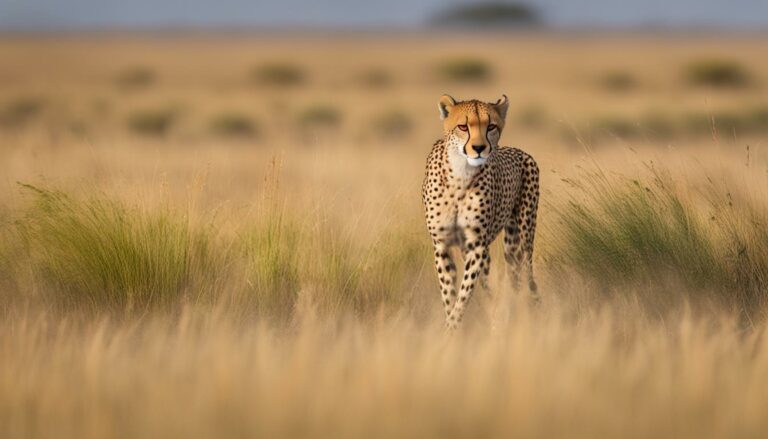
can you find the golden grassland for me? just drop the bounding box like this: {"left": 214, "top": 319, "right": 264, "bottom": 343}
{"left": 2, "top": 33, "right": 768, "bottom": 438}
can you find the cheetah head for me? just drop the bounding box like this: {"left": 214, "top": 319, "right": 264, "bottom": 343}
{"left": 438, "top": 94, "right": 509, "bottom": 167}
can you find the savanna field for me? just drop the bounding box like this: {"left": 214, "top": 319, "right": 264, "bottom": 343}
{"left": 2, "top": 33, "right": 768, "bottom": 438}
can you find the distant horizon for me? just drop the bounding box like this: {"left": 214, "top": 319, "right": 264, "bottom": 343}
{"left": 1, "top": 0, "right": 767, "bottom": 32}
{"left": 1, "top": 25, "right": 768, "bottom": 37}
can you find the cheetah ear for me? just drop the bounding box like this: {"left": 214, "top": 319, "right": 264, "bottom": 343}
{"left": 438, "top": 94, "right": 456, "bottom": 120}
{"left": 492, "top": 94, "right": 509, "bottom": 120}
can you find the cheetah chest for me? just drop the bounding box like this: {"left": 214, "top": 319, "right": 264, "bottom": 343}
{"left": 429, "top": 183, "right": 494, "bottom": 248}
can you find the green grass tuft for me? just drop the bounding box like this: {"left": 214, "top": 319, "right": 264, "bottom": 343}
{"left": 4, "top": 180, "right": 431, "bottom": 318}
{"left": 242, "top": 210, "right": 303, "bottom": 321}
{"left": 14, "top": 185, "right": 217, "bottom": 311}
{"left": 354, "top": 226, "right": 430, "bottom": 312}
{"left": 0, "top": 206, "right": 19, "bottom": 296}
{"left": 303, "top": 221, "right": 430, "bottom": 315}
{"left": 547, "top": 167, "right": 768, "bottom": 311}
{"left": 240, "top": 204, "right": 430, "bottom": 318}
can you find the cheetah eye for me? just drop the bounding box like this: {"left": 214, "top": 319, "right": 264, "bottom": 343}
{"left": 487, "top": 124, "right": 497, "bottom": 131}
{"left": 457, "top": 124, "right": 468, "bottom": 132}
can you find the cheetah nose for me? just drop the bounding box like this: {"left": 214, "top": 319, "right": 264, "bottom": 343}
{"left": 471, "top": 144, "right": 486, "bottom": 154}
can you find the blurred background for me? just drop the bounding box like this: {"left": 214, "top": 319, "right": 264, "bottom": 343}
{"left": 1, "top": 0, "right": 767, "bottom": 213}
{"left": 1, "top": 1, "right": 766, "bottom": 146}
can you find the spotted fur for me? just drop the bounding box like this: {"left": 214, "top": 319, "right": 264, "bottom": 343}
{"left": 422, "top": 94, "right": 540, "bottom": 329}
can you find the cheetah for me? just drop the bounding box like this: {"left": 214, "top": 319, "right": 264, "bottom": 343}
{"left": 422, "top": 94, "right": 540, "bottom": 329}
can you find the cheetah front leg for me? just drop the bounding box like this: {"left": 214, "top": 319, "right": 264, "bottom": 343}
{"left": 446, "top": 240, "right": 489, "bottom": 329}
{"left": 432, "top": 241, "right": 458, "bottom": 318}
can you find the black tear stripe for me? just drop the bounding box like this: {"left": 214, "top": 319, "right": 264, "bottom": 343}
{"left": 470, "top": 102, "right": 480, "bottom": 158}
{"left": 461, "top": 116, "right": 470, "bottom": 156}
{"left": 485, "top": 119, "right": 493, "bottom": 150}
{"left": 483, "top": 104, "right": 492, "bottom": 149}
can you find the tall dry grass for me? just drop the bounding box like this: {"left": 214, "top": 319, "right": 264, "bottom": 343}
{"left": 12, "top": 184, "right": 220, "bottom": 311}
{"left": 2, "top": 298, "right": 768, "bottom": 439}
{"left": 1, "top": 154, "right": 767, "bottom": 437}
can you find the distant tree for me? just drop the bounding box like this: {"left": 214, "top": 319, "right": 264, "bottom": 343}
{"left": 430, "top": 2, "right": 541, "bottom": 28}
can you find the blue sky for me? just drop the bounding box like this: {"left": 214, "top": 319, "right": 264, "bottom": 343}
{"left": 1, "top": 0, "right": 766, "bottom": 30}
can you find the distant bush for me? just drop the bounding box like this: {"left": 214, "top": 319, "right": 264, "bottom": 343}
{"left": 516, "top": 104, "right": 548, "bottom": 129}
{"left": 582, "top": 112, "right": 681, "bottom": 142}
{"left": 430, "top": 2, "right": 540, "bottom": 28}
{"left": 683, "top": 113, "right": 723, "bottom": 138}
{"left": 598, "top": 70, "right": 637, "bottom": 92}
{"left": 639, "top": 111, "right": 676, "bottom": 140}
{"left": 298, "top": 105, "right": 342, "bottom": 129}
{"left": 747, "top": 106, "right": 768, "bottom": 127}
{"left": 592, "top": 116, "right": 642, "bottom": 139}
{"left": 370, "top": 110, "right": 413, "bottom": 139}
{"left": 436, "top": 58, "right": 492, "bottom": 83}
{"left": 684, "top": 59, "right": 752, "bottom": 88}
{"left": 67, "top": 120, "right": 89, "bottom": 137}
{"left": 358, "top": 68, "right": 393, "bottom": 88}
{"left": 683, "top": 107, "right": 768, "bottom": 138}
{"left": 547, "top": 167, "right": 768, "bottom": 311}
{"left": 127, "top": 108, "right": 177, "bottom": 136}
{"left": 573, "top": 106, "right": 768, "bottom": 144}
{"left": 90, "top": 98, "right": 112, "bottom": 117}
{"left": 252, "top": 63, "right": 305, "bottom": 87}
{"left": 210, "top": 113, "right": 259, "bottom": 139}
{"left": 15, "top": 185, "right": 219, "bottom": 310}
{"left": 0, "top": 97, "right": 44, "bottom": 128}
{"left": 115, "top": 67, "right": 156, "bottom": 89}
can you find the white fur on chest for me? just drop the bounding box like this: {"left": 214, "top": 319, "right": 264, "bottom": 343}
{"left": 447, "top": 146, "right": 481, "bottom": 182}
{"left": 431, "top": 149, "right": 488, "bottom": 247}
